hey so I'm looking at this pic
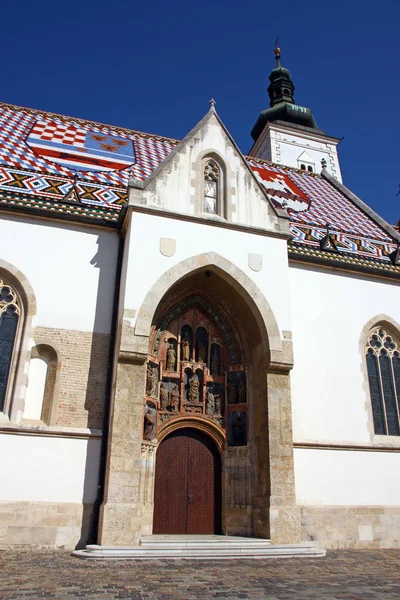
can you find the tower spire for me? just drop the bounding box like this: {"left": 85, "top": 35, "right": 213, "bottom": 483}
{"left": 274, "top": 37, "right": 281, "bottom": 68}
{"left": 268, "top": 44, "right": 295, "bottom": 108}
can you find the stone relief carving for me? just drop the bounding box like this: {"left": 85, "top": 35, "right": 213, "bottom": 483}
{"left": 169, "top": 384, "right": 180, "bottom": 412}
{"left": 159, "top": 383, "right": 169, "bottom": 411}
{"left": 227, "top": 371, "right": 246, "bottom": 405}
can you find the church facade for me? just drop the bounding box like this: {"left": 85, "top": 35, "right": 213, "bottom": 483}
{"left": 1, "top": 49, "right": 400, "bottom": 551}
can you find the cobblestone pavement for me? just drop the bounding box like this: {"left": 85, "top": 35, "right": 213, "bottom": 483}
{"left": 1, "top": 550, "right": 400, "bottom": 600}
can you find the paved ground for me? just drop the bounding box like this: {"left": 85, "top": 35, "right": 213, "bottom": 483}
{"left": 1, "top": 550, "right": 400, "bottom": 599}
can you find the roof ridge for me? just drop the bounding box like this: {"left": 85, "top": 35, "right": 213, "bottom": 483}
{"left": 0, "top": 101, "right": 180, "bottom": 144}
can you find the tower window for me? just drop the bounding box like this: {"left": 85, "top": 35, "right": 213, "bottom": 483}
{"left": 307, "top": 165, "right": 313, "bottom": 173}
{"left": 203, "top": 160, "right": 220, "bottom": 214}
{"left": 300, "top": 164, "right": 306, "bottom": 171}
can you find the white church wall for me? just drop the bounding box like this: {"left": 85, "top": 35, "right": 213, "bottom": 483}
{"left": 123, "top": 211, "right": 292, "bottom": 336}
{"left": 289, "top": 264, "right": 400, "bottom": 444}
{"left": 0, "top": 433, "right": 100, "bottom": 503}
{"left": 0, "top": 214, "right": 118, "bottom": 334}
{"left": 294, "top": 448, "right": 400, "bottom": 506}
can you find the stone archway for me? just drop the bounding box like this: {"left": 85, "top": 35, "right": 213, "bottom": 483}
{"left": 98, "top": 253, "right": 300, "bottom": 546}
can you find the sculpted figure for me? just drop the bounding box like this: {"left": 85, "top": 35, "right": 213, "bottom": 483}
{"left": 146, "top": 364, "right": 156, "bottom": 396}
{"left": 228, "top": 384, "right": 237, "bottom": 404}
{"left": 206, "top": 390, "right": 215, "bottom": 415}
{"left": 188, "top": 373, "right": 200, "bottom": 402}
{"left": 169, "top": 384, "right": 180, "bottom": 412}
{"left": 210, "top": 347, "right": 219, "bottom": 375}
{"left": 159, "top": 383, "right": 169, "bottom": 410}
{"left": 166, "top": 345, "right": 176, "bottom": 371}
{"left": 238, "top": 379, "right": 246, "bottom": 404}
{"left": 181, "top": 334, "right": 190, "bottom": 361}
{"left": 214, "top": 392, "right": 221, "bottom": 415}
{"left": 143, "top": 409, "right": 155, "bottom": 441}
{"left": 197, "top": 342, "right": 207, "bottom": 363}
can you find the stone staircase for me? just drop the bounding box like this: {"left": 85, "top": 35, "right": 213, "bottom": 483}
{"left": 73, "top": 535, "right": 326, "bottom": 559}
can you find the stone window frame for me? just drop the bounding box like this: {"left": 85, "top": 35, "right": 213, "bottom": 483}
{"left": 0, "top": 261, "right": 36, "bottom": 423}
{"left": 26, "top": 343, "right": 61, "bottom": 425}
{"left": 360, "top": 314, "right": 400, "bottom": 447}
{"left": 192, "top": 151, "right": 231, "bottom": 221}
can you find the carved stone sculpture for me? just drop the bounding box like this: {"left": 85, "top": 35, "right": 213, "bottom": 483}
{"left": 159, "top": 383, "right": 169, "bottom": 410}
{"left": 169, "top": 384, "right": 180, "bottom": 412}
{"left": 198, "top": 342, "right": 207, "bottom": 363}
{"left": 188, "top": 373, "right": 200, "bottom": 402}
{"left": 181, "top": 335, "right": 190, "bottom": 361}
{"left": 166, "top": 345, "right": 176, "bottom": 371}
{"left": 143, "top": 408, "right": 155, "bottom": 441}
{"left": 238, "top": 378, "right": 246, "bottom": 404}
{"left": 146, "top": 364, "right": 156, "bottom": 396}
{"left": 228, "top": 384, "right": 237, "bottom": 404}
{"left": 206, "top": 390, "right": 215, "bottom": 415}
{"left": 210, "top": 347, "right": 219, "bottom": 375}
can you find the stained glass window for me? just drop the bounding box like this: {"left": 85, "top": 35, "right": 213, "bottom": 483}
{"left": 0, "top": 281, "right": 20, "bottom": 412}
{"left": 366, "top": 327, "right": 400, "bottom": 436}
{"left": 204, "top": 160, "right": 219, "bottom": 214}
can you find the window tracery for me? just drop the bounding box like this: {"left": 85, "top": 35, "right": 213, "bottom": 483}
{"left": 0, "top": 280, "right": 20, "bottom": 412}
{"left": 203, "top": 160, "right": 220, "bottom": 214}
{"left": 366, "top": 326, "right": 400, "bottom": 436}
{"left": 144, "top": 298, "right": 248, "bottom": 446}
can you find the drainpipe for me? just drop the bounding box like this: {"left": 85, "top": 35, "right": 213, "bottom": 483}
{"left": 87, "top": 211, "right": 126, "bottom": 545}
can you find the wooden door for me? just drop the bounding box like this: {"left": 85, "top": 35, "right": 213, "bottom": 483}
{"left": 153, "top": 428, "right": 221, "bottom": 534}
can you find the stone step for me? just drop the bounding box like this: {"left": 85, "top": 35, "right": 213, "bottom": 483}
{"left": 140, "top": 535, "right": 272, "bottom": 549}
{"left": 73, "top": 538, "right": 326, "bottom": 560}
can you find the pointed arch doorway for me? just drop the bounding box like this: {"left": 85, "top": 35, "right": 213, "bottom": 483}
{"left": 153, "top": 428, "right": 222, "bottom": 534}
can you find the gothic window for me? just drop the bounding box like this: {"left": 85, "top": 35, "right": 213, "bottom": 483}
{"left": 366, "top": 327, "right": 400, "bottom": 436}
{"left": 203, "top": 160, "right": 220, "bottom": 214}
{"left": 0, "top": 280, "right": 20, "bottom": 412}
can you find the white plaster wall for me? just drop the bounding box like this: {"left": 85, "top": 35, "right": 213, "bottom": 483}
{"left": 294, "top": 448, "right": 400, "bottom": 506}
{"left": 124, "top": 212, "right": 292, "bottom": 335}
{"left": 24, "top": 357, "right": 47, "bottom": 420}
{"left": 0, "top": 433, "right": 101, "bottom": 503}
{"left": 136, "top": 113, "right": 281, "bottom": 234}
{"left": 0, "top": 215, "right": 119, "bottom": 334}
{"left": 290, "top": 264, "right": 400, "bottom": 443}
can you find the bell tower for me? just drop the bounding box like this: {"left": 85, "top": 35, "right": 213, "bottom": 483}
{"left": 248, "top": 46, "right": 343, "bottom": 182}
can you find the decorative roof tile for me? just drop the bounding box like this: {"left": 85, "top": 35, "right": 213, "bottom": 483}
{"left": 0, "top": 103, "right": 397, "bottom": 275}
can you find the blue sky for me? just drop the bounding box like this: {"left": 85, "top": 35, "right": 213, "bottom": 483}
{"left": 2, "top": 0, "right": 400, "bottom": 226}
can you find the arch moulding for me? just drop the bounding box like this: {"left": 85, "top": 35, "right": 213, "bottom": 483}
{"left": 157, "top": 415, "right": 226, "bottom": 453}
{"left": 129, "top": 252, "right": 290, "bottom": 371}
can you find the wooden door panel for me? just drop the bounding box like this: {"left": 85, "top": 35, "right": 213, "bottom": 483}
{"left": 153, "top": 431, "right": 188, "bottom": 534}
{"left": 187, "top": 431, "right": 218, "bottom": 534}
{"left": 153, "top": 428, "right": 221, "bottom": 535}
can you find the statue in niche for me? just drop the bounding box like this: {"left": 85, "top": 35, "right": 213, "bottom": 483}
{"left": 146, "top": 364, "right": 156, "bottom": 396}
{"left": 197, "top": 342, "right": 207, "bottom": 363}
{"left": 188, "top": 373, "right": 200, "bottom": 402}
{"left": 159, "top": 383, "right": 169, "bottom": 411}
{"left": 181, "top": 334, "right": 190, "bottom": 361}
{"left": 230, "top": 411, "right": 246, "bottom": 446}
{"left": 143, "top": 407, "right": 156, "bottom": 441}
{"left": 206, "top": 389, "right": 215, "bottom": 415}
{"left": 228, "top": 384, "right": 238, "bottom": 404}
{"left": 206, "top": 388, "right": 222, "bottom": 416}
{"left": 210, "top": 347, "right": 220, "bottom": 375}
{"left": 166, "top": 345, "right": 176, "bottom": 371}
{"left": 169, "top": 384, "right": 180, "bottom": 412}
{"left": 238, "top": 378, "right": 246, "bottom": 404}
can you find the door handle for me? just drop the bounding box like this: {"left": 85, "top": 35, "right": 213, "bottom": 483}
{"left": 187, "top": 493, "right": 192, "bottom": 503}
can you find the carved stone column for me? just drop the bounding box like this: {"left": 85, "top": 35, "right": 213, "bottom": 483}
{"left": 98, "top": 353, "right": 146, "bottom": 547}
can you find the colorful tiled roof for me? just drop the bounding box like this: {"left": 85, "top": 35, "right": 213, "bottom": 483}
{"left": 0, "top": 103, "right": 398, "bottom": 275}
